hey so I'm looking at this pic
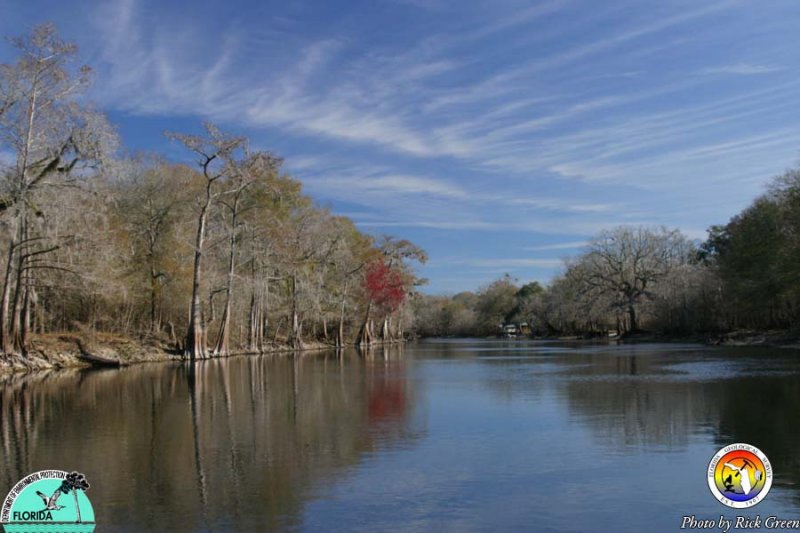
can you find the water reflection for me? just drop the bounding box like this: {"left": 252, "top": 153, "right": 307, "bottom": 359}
{"left": 464, "top": 341, "right": 800, "bottom": 499}
{"left": 562, "top": 351, "right": 723, "bottom": 450}
{"left": 564, "top": 347, "right": 800, "bottom": 495}
{"left": 0, "top": 346, "right": 419, "bottom": 531}
{"left": 2, "top": 341, "right": 800, "bottom": 531}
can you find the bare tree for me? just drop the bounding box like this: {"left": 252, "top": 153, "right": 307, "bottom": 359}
{"left": 167, "top": 123, "right": 246, "bottom": 360}
{"left": 576, "top": 226, "right": 692, "bottom": 332}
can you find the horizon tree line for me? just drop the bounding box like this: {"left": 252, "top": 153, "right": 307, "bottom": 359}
{"left": 414, "top": 169, "right": 800, "bottom": 338}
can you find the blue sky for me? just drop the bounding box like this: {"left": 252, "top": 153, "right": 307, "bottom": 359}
{"left": 2, "top": 0, "right": 800, "bottom": 293}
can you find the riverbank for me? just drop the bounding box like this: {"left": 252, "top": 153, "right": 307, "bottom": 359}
{"left": 443, "top": 329, "right": 800, "bottom": 349}
{"left": 547, "top": 329, "right": 800, "bottom": 348}
{"left": 0, "top": 333, "right": 165, "bottom": 376}
{"left": 5, "top": 328, "right": 797, "bottom": 379}
{"left": 704, "top": 329, "right": 800, "bottom": 348}
{"left": 0, "top": 332, "right": 342, "bottom": 378}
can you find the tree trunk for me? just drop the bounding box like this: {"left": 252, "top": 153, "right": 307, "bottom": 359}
{"left": 21, "top": 271, "right": 31, "bottom": 350}
{"left": 10, "top": 228, "right": 26, "bottom": 353}
{"left": 0, "top": 236, "right": 16, "bottom": 354}
{"left": 336, "top": 281, "right": 348, "bottom": 349}
{"left": 150, "top": 258, "right": 160, "bottom": 333}
{"left": 247, "top": 263, "right": 268, "bottom": 352}
{"left": 213, "top": 208, "right": 238, "bottom": 356}
{"left": 273, "top": 316, "right": 284, "bottom": 344}
{"left": 35, "top": 289, "right": 44, "bottom": 335}
{"left": 185, "top": 183, "right": 213, "bottom": 361}
{"left": 73, "top": 490, "right": 81, "bottom": 523}
{"left": 248, "top": 289, "right": 258, "bottom": 351}
{"left": 336, "top": 318, "right": 345, "bottom": 349}
{"left": 290, "top": 274, "right": 303, "bottom": 349}
{"left": 8, "top": 70, "right": 38, "bottom": 356}
{"left": 167, "top": 321, "right": 177, "bottom": 346}
{"left": 628, "top": 304, "right": 638, "bottom": 333}
{"left": 261, "top": 278, "right": 269, "bottom": 351}
{"left": 381, "top": 316, "right": 389, "bottom": 342}
{"left": 357, "top": 302, "right": 372, "bottom": 347}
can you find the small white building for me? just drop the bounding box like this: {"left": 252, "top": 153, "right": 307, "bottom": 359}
{"left": 499, "top": 324, "right": 518, "bottom": 337}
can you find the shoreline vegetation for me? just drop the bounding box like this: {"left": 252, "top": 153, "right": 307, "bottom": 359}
{"left": 0, "top": 331, "right": 408, "bottom": 378}
{"left": 4, "top": 327, "right": 800, "bottom": 380}
{"left": 534, "top": 330, "right": 800, "bottom": 349}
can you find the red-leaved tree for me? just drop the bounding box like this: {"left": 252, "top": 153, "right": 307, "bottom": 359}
{"left": 359, "top": 259, "right": 406, "bottom": 345}
{"left": 365, "top": 260, "right": 405, "bottom": 313}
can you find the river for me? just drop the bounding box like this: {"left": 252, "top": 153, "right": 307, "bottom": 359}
{"left": 2, "top": 339, "right": 799, "bottom": 531}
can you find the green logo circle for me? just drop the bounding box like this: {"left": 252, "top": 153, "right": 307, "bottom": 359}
{"left": 1, "top": 470, "right": 95, "bottom": 533}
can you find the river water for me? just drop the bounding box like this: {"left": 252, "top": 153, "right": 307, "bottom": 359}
{"left": 1, "top": 339, "right": 799, "bottom": 532}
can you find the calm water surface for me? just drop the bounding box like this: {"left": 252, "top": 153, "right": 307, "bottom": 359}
{"left": 2, "top": 339, "right": 800, "bottom": 532}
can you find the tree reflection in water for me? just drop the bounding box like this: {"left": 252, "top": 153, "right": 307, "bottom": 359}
{"left": 0, "top": 346, "right": 419, "bottom": 531}
{"left": 475, "top": 342, "right": 800, "bottom": 502}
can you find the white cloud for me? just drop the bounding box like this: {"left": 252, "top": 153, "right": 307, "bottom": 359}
{"left": 468, "top": 258, "right": 564, "bottom": 269}
{"left": 523, "top": 241, "right": 589, "bottom": 251}
{"left": 474, "top": 0, "right": 573, "bottom": 38}
{"left": 702, "top": 63, "right": 782, "bottom": 76}
{"left": 352, "top": 217, "right": 655, "bottom": 236}
{"left": 337, "top": 174, "right": 469, "bottom": 200}
{"left": 476, "top": 0, "right": 738, "bottom": 86}
{"left": 428, "top": 256, "right": 564, "bottom": 269}
{"left": 499, "top": 197, "right": 622, "bottom": 214}
{"left": 354, "top": 220, "right": 502, "bottom": 231}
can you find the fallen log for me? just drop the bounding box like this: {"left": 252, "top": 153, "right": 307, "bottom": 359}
{"left": 74, "top": 339, "right": 127, "bottom": 368}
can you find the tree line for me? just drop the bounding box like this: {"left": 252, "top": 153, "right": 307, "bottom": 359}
{"left": 415, "top": 171, "right": 800, "bottom": 338}
{"left": 0, "top": 24, "right": 426, "bottom": 360}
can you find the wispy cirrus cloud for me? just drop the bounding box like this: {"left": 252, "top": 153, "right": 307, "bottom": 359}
{"left": 427, "top": 256, "right": 564, "bottom": 269}
{"left": 25, "top": 0, "right": 800, "bottom": 292}
{"left": 473, "top": 0, "right": 573, "bottom": 39}
{"left": 523, "top": 241, "right": 589, "bottom": 252}
{"left": 85, "top": 0, "right": 797, "bottom": 199}
{"left": 314, "top": 173, "right": 469, "bottom": 200}
{"left": 702, "top": 63, "right": 782, "bottom": 76}
{"left": 466, "top": 258, "right": 564, "bottom": 269}
{"left": 355, "top": 220, "right": 504, "bottom": 231}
